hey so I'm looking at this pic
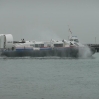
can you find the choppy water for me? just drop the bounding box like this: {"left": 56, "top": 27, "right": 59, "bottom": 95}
{"left": 0, "top": 53, "right": 99, "bottom": 99}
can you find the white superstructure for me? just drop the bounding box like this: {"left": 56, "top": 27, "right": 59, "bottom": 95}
{"left": 0, "top": 33, "right": 85, "bottom": 50}
{"left": 0, "top": 34, "right": 13, "bottom": 49}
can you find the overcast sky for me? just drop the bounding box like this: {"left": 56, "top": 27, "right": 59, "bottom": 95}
{"left": 0, "top": 0, "right": 99, "bottom": 43}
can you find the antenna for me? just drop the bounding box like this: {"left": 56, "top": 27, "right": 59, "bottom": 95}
{"left": 68, "top": 25, "right": 72, "bottom": 40}
{"left": 68, "top": 25, "right": 72, "bottom": 34}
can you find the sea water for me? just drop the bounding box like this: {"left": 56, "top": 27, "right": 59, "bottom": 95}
{"left": 0, "top": 53, "right": 99, "bottom": 99}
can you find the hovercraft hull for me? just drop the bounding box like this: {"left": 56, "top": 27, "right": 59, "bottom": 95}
{"left": 1, "top": 47, "right": 78, "bottom": 57}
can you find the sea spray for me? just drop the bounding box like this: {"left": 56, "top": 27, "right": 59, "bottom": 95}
{"left": 78, "top": 45, "right": 93, "bottom": 58}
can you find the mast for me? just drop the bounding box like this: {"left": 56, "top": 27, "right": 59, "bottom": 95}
{"left": 95, "top": 37, "right": 96, "bottom": 44}
{"left": 68, "top": 25, "right": 72, "bottom": 40}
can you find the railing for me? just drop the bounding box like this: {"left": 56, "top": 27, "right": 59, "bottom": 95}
{"left": 87, "top": 44, "right": 99, "bottom": 52}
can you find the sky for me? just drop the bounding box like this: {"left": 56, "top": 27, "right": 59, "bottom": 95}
{"left": 0, "top": 0, "right": 99, "bottom": 44}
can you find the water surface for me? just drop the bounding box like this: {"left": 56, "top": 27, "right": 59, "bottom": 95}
{"left": 0, "top": 53, "right": 99, "bottom": 99}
